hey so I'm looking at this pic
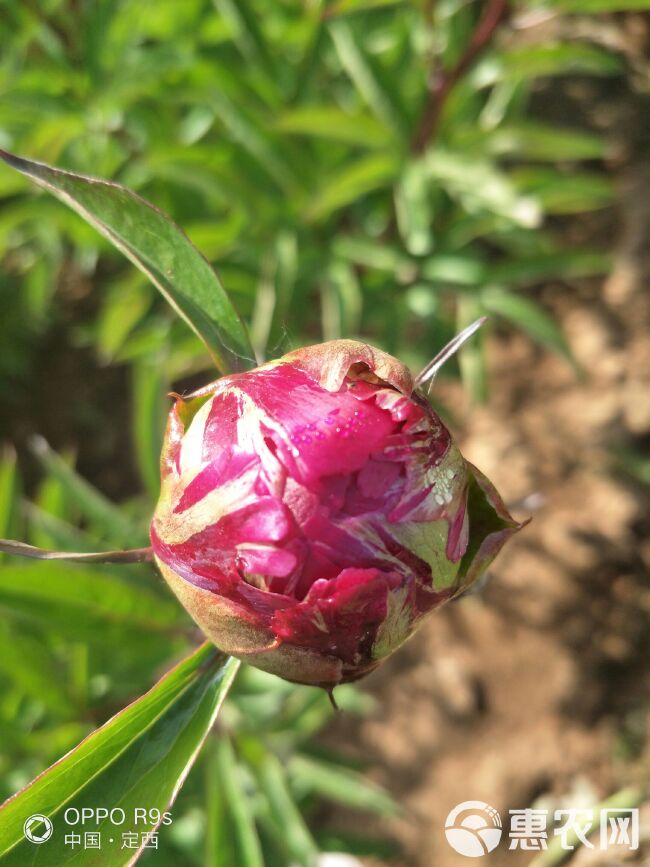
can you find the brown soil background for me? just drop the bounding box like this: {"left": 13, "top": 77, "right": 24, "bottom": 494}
{"left": 323, "top": 160, "right": 650, "bottom": 867}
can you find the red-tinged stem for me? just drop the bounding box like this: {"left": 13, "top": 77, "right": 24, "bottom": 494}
{"left": 411, "top": 0, "right": 510, "bottom": 154}
{"left": 326, "top": 686, "right": 339, "bottom": 711}
{"left": 0, "top": 539, "right": 153, "bottom": 564}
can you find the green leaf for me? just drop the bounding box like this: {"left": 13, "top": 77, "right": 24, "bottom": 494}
{"left": 288, "top": 755, "right": 399, "bottom": 817}
{"left": 326, "top": 0, "right": 406, "bottom": 15}
{"left": 0, "top": 644, "right": 240, "bottom": 866}
{"left": 0, "top": 150, "right": 254, "bottom": 374}
{"left": 213, "top": 0, "right": 277, "bottom": 82}
{"left": 395, "top": 159, "right": 434, "bottom": 255}
{"left": 328, "top": 19, "right": 407, "bottom": 136}
{"left": 0, "top": 562, "right": 183, "bottom": 636}
{"left": 204, "top": 738, "right": 237, "bottom": 866}
{"left": 476, "top": 43, "right": 622, "bottom": 84}
{"left": 0, "top": 625, "right": 73, "bottom": 716}
{"left": 480, "top": 287, "right": 576, "bottom": 365}
{"left": 513, "top": 168, "right": 614, "bottom": 215}
{"left": 334, "top": 236, "right": 413, "bottom": 275}
{"left": 275, "top": 106, "right": 391, "bottom": 148}
{"left": 209, "top": 92, "right": 296, "bottom": 192}
{"left": 308, "top": 153, "right": 398, "bottom": 220}
{"left": 26, "top": 507, "right": 102, "bottom": 555}
{"left": 215, "top": 738, "right": 265, "bottom": 867}
{"left": 96, "top": 275, "right": 152, "bottom": 363}
{"left": 485, "top": 123, "right": 607, "bottom": 162}
{"left": 485, "top": 250, "right": 610, "bottom": 285}
{"left": 132, "top": 358, "right": 167, "bottom": 502}
{"left": 0, "top": 448, "right": 19, "bottom": 558}
{"left": 425, "top": 150, "right": 541, "bottom": 227}
{"left": 257, "top": 753, "right": 319, "bottom": 867}
{"left": 544, "top": 0, "right": 650, "bottom": 10}
{"left": 29, "top": 437, "right": 141, "bottom": 547}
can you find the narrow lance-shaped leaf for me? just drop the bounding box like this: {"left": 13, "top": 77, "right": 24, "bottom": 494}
{"left": 0, "top": 447, "right": 19, "bottom": 559}
{"left": 0, "top": 644, "right": 240, "bottom": 866}
{"left": 256, "top": 753, "right": 319, "bottom": 867}
{"left": 132, "top": 357, "right": 167, "bottom": 502}
{"left": 480, "top": 286, "right": 578, "bottom": 370}
{"left": 0, "top": 561, "right": 183, "bottom": 636}
{"left": 0, "top": 150, "right": 255, "bottom": 374}
{"left": 215, "top": 737, "right": 265, "bottom": 867}
{"left": 29, "top": 436, "right": 143, "bottom": 547}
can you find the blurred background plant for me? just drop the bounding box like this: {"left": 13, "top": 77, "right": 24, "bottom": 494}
{"left": 0, "top": 0, "right": 648, "bottom": 865}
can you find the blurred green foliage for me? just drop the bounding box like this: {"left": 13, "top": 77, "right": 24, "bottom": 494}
{"left": 0, "top": 0, "right": 641, "bottom": 863}
{"left": 0, "top": 0, "right": 618, "bottom": 397}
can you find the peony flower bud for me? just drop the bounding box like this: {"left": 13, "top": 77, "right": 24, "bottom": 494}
{"left": 151, "top": 340, "right": 524, "bottom": 688}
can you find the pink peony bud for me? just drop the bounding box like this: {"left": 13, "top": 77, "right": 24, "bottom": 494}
{"left": 151, "top": 340, "right": 524, "bottom": 688}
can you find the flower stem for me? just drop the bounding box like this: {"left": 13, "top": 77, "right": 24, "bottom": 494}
{"left": 0, "top": 539, "right": 153, "bottom": 563}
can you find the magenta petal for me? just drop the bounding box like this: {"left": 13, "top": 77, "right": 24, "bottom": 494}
{"left": 358, "top": 459, "right": 402, "bottom": 499}
{"left": 238, "top": 546, "right": 298, "bottom": 578}
{"left": 445, "top": 491, "right": 469, "bottom": 562}
{"left": 272, "top": 567, "right": 400, "bottom": 665}
{"left": 238, "top": 365, "right": 398, "bottom": 483}
{"left": 218, "top": 497, "right": 293, "bottom": 545}
{"left": 175, "top": 453, "right": 258, "bottom": 512}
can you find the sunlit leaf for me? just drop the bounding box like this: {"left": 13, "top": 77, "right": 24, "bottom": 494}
{"left": 475, "top": 42, "right": 623, "bottom": 85}
{"left": 308, "top": 153, "right": 397, "bottom": 220}
{"left": 395, "top": 158, "right": 434, "bottom": 255}
{"left": 0, "top": 150, "right": 254, "bottom": 374}
{"left": 256, "top": 753, "right": 319, "bottom": 867}
{"left": 0, "top": 645, "right": 240, "bottom": 866}
{"left": 513, "top": 168, "right": 614, "bottom": 214}
{"left": 215, "top": 738, "right": 264, "bottom": 867}
{"left": 328, "top": 19, "right": 407, "bottom": 135}
{"left": 289, "top": 755, "right": 399, "bottom": 817}
{"left": 213, "top": 0, "right": 277, "bottom": 82}
{"left": 0, "top": 626, "right": 73, "bottom": 716}
{"left": 29, "top": 437, "right": 141, "bottom": 547}
{"left": 276, "top": 106, "right": 391, "bottom": 148}
{"left": 132, "top": 357, "right": 167, "bottom": 501}
{"left": 0, "top": 449, "right": 19, "bottom": 559}
{"left": 481, "top": 286, "right": 576, "bottom": 366}
{"left": 425, "top": 150, "right": 541, "bottom": 227}
{"left": 325, "top": 0, "right": 406, "bottom": 15}
{"left": 0, "top": 561, "right": 183, "bottom": 636}
{"left": 543, "top": 0, "right": 650, "bottom": 10}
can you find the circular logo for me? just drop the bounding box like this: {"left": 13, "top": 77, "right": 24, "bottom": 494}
{"left": 23, "top": 814, "right": 53, "bottom": 844}
{"left": 445, "top": 801, "right": 502, "bottom": 858}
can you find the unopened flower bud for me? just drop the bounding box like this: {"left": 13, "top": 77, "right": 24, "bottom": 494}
{"left": 151, "top": 340, "right": 524, "bottom": 687}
